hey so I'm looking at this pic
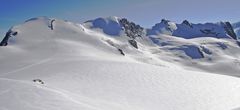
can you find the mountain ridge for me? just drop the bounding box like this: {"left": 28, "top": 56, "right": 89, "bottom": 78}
{"left": 1, "top": 16, "right": 239, "bottom": 43}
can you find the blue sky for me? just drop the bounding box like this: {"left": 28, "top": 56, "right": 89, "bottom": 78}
{"left": 1, "top": 0, "right": 240, "bottom": 37}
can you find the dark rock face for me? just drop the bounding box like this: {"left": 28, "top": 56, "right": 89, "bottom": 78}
{"left": 161, "top": 19, "right": 170, "bottom": 25}
{"left": 118, "top": 49, "right": 125, "bottom": 56}
{"left": 49, "top": 19, "right": 55, "bottom": 30}
{"left": 182, "top": 20, "right": 193, "bottom": 28}
{"left": 221, "top": 22, "right": 237, "bottom": 40}
{"left": 119, "top": 18, "right": 144, "bottom": 39}
{"left": 0, "top": 30, "right": 18, "bottom": 46}
{"left": 237, "top": 41, "right": 240, "bottom": 47}
{"left": 128, "top": 40, "right": 138, "bottom": 49}
{"left": 119, "top": 18, "right": 145, "bottom": 49}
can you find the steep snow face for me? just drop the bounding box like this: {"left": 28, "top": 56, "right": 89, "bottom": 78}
{"left": 83, "top": 16, "right": 124, "bottom": 36}
{"left": 1, "top": 17, "right": 240, "bottom": 110}
{"left": 148, "top": 19, "right": 237, "bottom": 39}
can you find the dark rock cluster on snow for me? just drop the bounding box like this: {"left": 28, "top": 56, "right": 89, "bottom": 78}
{"left": 49, "top": 19, "right": 55, "bottom": 30}
{"left": 128, "top": 39, "right": 138, "bottom": 49}
{"left": 119, "top": 18, "right": 145, "bottom": 49}
{"left": 119, "top": 18, "right": 144, "bottom": 39}
{"left": 221, "top": 22, "right": 237, "bottom": 40}
{"left": 118, "top": 49, "right": 125, "bottom": 56}
{"left": 161, "top": 19, "right": 175, "bottom": 32}
{"left": 0, "top": 29, "right": 18, "bottom": 46}
{"left": 182, "top": 20, "right": 193, "bottom": 28}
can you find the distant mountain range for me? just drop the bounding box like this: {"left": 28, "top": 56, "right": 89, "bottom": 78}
{"left": 83, "top": 16, "right": 239, "bottom": 39}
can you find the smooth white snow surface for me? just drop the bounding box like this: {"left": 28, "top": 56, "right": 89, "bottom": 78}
{"left": 1, "top": 17, "right": 240, "bottom": 110}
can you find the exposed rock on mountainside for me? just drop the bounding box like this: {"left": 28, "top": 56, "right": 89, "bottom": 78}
{"left": 182, "top": 20, "right": 193, "bottom": 28}
{"left": 119, "top": 18, "right": 145, "bottom": 39}
{"left": 221, "top": 21, "right": 237, "bottom": 40}
{"left": 0, "top": 29, "right": 18, "bottom": 46}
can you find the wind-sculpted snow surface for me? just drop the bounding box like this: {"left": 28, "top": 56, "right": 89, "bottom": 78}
{"left": 1, "top": 17, "right": 240, "bottom": 110}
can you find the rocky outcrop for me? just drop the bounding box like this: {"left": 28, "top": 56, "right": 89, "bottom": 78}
{"left": 221, "top": 22, "right": 237, "bottom": 40}
{"left": 0, "top": 29, "right": 18, "bottom": 46}
{"left": 118, "top": 49, "right": 125, "bottom": 56}
{"left": 128, "top": 40, "right": 138, "bottom": 49}
{"left": 119, "top": 18, "right": 144, "bottom": 39}
{"left": 119, "top": 18, "right": 145, "bottom": 49}
{"left": 182, "top": 20, "right": 193, "bottom": 28}
{"left": 49, "top": 19, "right": 55, "bottom": 30}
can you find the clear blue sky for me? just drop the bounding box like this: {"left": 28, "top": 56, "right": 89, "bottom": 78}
{"left": 1, "top": 0, "right": 240, "bottom": 37}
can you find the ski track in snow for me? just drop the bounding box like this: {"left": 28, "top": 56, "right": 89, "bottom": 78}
{"left": 0, "top": 58, "right": 52, "bottom": 77}
{"left": 0, "top": 77, "right": 101, "bottom": 110}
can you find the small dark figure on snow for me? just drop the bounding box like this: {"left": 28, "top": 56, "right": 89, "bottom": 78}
{"left": 33, "top": 79, "right": 44, "bottom": 84}
{"left": 118, "top": 49, "right": 125, "bottom": 56}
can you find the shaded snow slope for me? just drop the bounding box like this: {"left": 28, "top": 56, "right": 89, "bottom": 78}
{"left": 1, "top": 17, "right": 240, "bottom": 110}
{"left": 149, "top": 34, "right": 240, "bottom": 75}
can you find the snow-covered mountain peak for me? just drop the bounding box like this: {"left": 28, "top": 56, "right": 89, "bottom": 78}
{"left": 147, "top": 19, "right": 177, "bottom": 35}
{"left": 83, "top": 16, "right": 123, "bottom": 36}
{"left": 83, "top": 16, "right": 145, "bottom": 40}
{"left": 148, "top": 20, "right": 237, "bottom": 40}
{"left": 181, "top": 20, "right": 193, "bottom": 28}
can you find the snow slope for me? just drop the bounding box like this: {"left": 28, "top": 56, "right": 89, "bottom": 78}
{"left": 0, "top": 17, "right": 240, "bottom": 110}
